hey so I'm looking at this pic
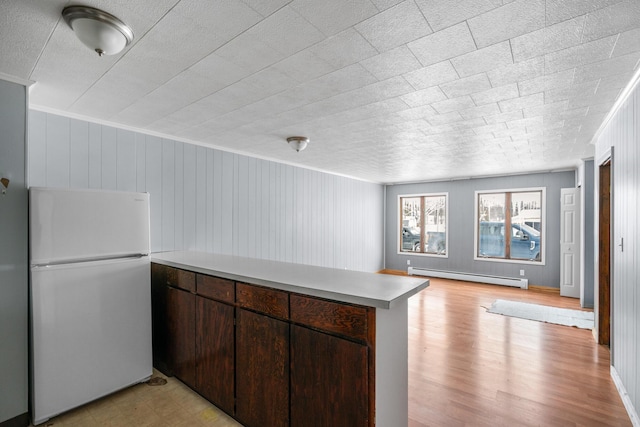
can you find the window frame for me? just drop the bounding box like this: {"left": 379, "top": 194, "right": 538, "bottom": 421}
{"left": 397, "top": 192, "right": 449, "bottom": 258}
{"left": 474, "top": 187, "right": 546, "bottom": 265}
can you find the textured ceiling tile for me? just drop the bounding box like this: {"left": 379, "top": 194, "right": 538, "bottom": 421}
{"left": 467, "top": 0, "right": 545, "bottom": 48}
{"left": 544, "top": 80, "right": 600, "bottom": 105}
{"left": 487, "top": 56, "right": 544, "bottom": 86}
{"left": 582, "top": 0, "right": 640, "bottom": 43}
{"left": 414, "top": 0, "right": 501, "bottom": 32}
{"left": 310, "top": 29, "right": 378, "bottom": 69}
{"left": 172, "top": 0, "right": 262, "bottom": 42}
{"left": 473, "top": 122, "right": 507, "bottom": 135}
{"left": 573, "top": 52, "right": 640, "bottom": 83}
{"left": 431, "top": 95, "right": 475, "bottom": 114}
{"left": 450, "top": 41, "right": 512, "bottom": 77}
{"left": 247, "top": 6, "right": 325, "bottom": 56}
{"left": 290, "top": 0, "right": 378, "bottom": 36}
{"left": 426, "top": 111, "right": 464, "bottom": 126}
{"left": 522, "top": 100, "right": 568, "bottom": 118}
{"left": 240, "top": 0, "right": 290, "bottom": 16}
{"left": 215, "top": 31, "right": 288, "bottom": 74}
{"left": 370, "top": 0, "right": 405, "bottom": 10}
{"left": 545, "top": 35, "right": 618, "bottom": 74}
{"left": 545, "top": 0, "right": 623, "bottom": 26}
{"left": 498, "top": 92, "right": 544, "bottom": 112}
{"left": 482, "top": 110, "right": 524, "bottom": 124}
{"left": 272, "top": 50, "right": 337, "bottom": 83}
{"left": 518, "top": 70, "right": 575, "bottom": 97}
{"left": 0, "top": 0, "right": 62, "bottom": 79}
{"left": 400, "top": 86, "right": 447, "bottom": 107}
{"left": 396, "top": 105, "right": 437, "bottom": 120}
{"left": 439, "top": 74, "right": 492, "bottom": 98}
{"left": 359, "top": 46, "right": 422, "bottom": 80}
{"left": 510, "top": 16, "right": 585, "bottom": 63}
{"left": 612, "top": 27, "right": 640, "bottom": 57}
{"left": 189, "top": 54, "right": 250, "bottom": 84}
{"left": 403, "top": 60, "right": 459, "bottom": 90}
{"left": 458, "top": 103, "right": 501, "bottom": 119}
{"left": 355, "top": 0, "right": 432, "bottom": 52}
{"left": 471, "top": 83, "right": 519, "bottom": 105}
{"left": 407, "top": 22, "right": 476, "bottom": 67}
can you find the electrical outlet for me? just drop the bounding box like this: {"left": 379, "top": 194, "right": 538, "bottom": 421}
{"left": 407, "top": 259, "right": 411, "bottom": 266}
{"left": 520, "top": 269, "right": 525, "bottom": 276}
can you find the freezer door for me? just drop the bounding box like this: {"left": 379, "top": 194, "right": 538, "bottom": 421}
{"left": 30, "top": 187, "right": 150, "bottom": 265}
{"left": 30, "top": 257, "right": 152, "bottom": 425}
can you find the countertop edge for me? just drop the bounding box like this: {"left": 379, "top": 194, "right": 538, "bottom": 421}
{"left": 151, "top": 254, "right": 429, "bottom": 310}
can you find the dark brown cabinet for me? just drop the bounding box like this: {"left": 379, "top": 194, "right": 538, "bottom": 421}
{"left": 196, "top": 296, "right": 235, "bottom": 415}
{"left": 236, "top": 309, "right": 289, "bottom": 427}
{"left": 151, "top": 263, "right": 375, "bottom": 427}
{"left": 290, "top": 324, "right": 369, "bottom": 427}
{"left": 166, "top": 286, "right": 196, "bottom": 389}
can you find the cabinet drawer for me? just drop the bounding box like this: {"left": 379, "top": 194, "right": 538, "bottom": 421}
{"left": 236, "top": 283, "right": 289, "bottom": 319}
{"left": 166, "top": 267, "right": 196, "bottom": 293}
{"left": 197, "top": 275, "right": 235, "bottom": 303}
{"left": 290, "top": 295, "right": 368, "bottom": 342}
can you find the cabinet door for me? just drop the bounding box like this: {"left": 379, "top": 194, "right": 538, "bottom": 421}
{"left": 291, "top": 325, "right": 368, "bottom": 427}
{"left": 167, "top": 286, "right": 196, "bottom": 389}
{"left": 236, "top": 309, "right": 289, "bottom": 427}
{"left": 196, "top": 297, "right": 235, "bottom": 415}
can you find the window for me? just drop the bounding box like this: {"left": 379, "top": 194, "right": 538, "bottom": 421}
{"left": 475, "top": 188, "right": 544, "bottom": 263}
{"left": 399, "top": 193, "right": 447, "bottom": 256}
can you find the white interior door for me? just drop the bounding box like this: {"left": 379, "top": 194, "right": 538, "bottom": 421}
{"left": 560, "top": 188, "right": 581, "bottom": 298}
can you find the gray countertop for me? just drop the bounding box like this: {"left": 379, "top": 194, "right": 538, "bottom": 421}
{"left": 151, "top": 251, "right": 429, "bottom": 309}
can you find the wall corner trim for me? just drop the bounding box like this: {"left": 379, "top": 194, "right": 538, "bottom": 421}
{"left": 611, "top": 365, "right": 640, "bottom": 427}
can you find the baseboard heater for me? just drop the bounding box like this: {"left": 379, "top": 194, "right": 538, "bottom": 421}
{"left": 407, "top": 267, "right": 528, "bottom": 289}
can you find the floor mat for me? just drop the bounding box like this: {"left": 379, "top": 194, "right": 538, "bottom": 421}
{"left": 486, "top": 299, "right": 594, "bottom": 329}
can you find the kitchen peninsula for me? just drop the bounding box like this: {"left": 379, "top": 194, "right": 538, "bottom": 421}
{"left": 151, "top": 251, "right": 429, "bottom": 427}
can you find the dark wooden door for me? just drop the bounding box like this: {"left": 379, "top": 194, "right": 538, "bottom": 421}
{"left": 236, "top": 309, "right": 289, "bottom": 427}
{"left": 196, "top": 296, "right": 235, "bottom": 415}
{"left": 290, "top": 325, "right": 368, "bottom": 427}
{"left": 167, "top": 286, "right": 196, "bottom": 389}
{"left": 598, "top": 160, "right": 611, "bottom": 346}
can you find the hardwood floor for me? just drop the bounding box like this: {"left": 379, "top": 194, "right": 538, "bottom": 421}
{"left": 408, "top": 278, "right": 631, "bottom": 427}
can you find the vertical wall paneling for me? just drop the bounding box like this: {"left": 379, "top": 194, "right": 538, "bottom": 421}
{"left": 88, "top": 123, "right": 102, "bottom": 189}
{"left": 183, "top": 143, "right": 196, "bottom": 251}
{"left": 196, "top": 146, "right": 207, "bottom": 252}
{"left": 220, "top": 152, "right": 234, "bottom": 255}
{"left": 173, "top": 142, "right": 184, "bottom": 251}
{"left": 145, "top": 136, "right": 162, "bottom": 252}
{"left": 116, "top": 129, "right": 136, "bottom": 192}
{"left": 596, "top": 82, "right": 640, "bottom": 424}
{"left": 45, "top": 114, "right": 70, "bottom": 188}
{"left": 135, "top": 133, "right": 146, "bottom": 193}
{"left": 237, "top": 156, "right": 248, "bottom": 257}
{"left": 69, "top": 119, "right": 89, "bottom": 189}
{"left": 161, "top": 139, "right": 175, "bottom": 251}
{"left": 205, "top": 149, "right": 214, "bottom": 254}
{"left": 27, "top": 111, "right": 385, "bottom": 273}
{"left": 212, "top": 149, "right": 223, "bottom": 255}
{"left": 28, "top": 110, "right": 47, "bottom": 187}
{"left": 246, "top": 157, "right": 257, "bottom": 260}
{"left": 0, "top": 79, "right": 28, "bottom": 424}
{"left": 101, "top": 126, "right": 117, "bottom": 190}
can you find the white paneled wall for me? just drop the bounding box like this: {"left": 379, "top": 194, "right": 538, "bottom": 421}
{"left": 596, "top": 84, "right": 640, "bottom": 424}
{"left": 28, "top": 110, "right": 384, "bottom": 273}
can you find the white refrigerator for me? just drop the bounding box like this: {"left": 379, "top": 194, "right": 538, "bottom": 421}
{"left": 29, "top": 187, "right": 153, "bottom": 425}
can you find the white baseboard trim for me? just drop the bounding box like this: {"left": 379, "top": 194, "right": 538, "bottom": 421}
{"left": 407, "top": 267, "right": 528, "bottom": 289}
{"left": 611, "top": 365, "right": 640, "bottom": 427}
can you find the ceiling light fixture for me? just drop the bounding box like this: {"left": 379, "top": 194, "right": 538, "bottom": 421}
{"left": 62, "top": 6, "right": 134, "bottom": 57}
{"left": 287, "top": 136, "right": 310, "bottom": 152}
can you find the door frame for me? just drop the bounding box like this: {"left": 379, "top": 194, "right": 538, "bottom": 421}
{"left": 595, "top": 148, "right": 612, "bottom": 348}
